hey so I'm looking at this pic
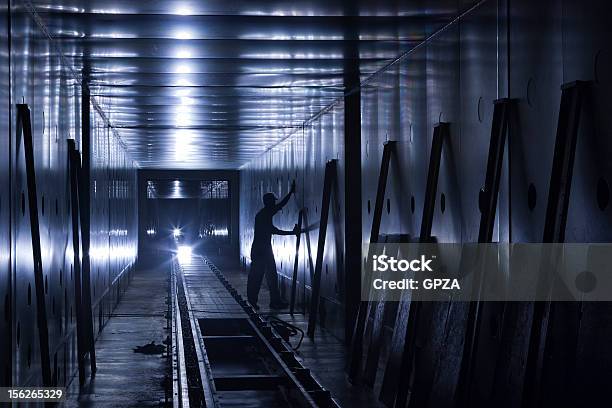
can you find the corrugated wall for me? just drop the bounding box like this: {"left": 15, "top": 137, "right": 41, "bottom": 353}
{"left": 240, "top": 0, "right": 612, "bottom": 404}
{"left": 0, "top": 1, "right": 138, "bottom": 388}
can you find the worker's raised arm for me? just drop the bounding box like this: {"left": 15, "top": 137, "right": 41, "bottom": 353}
{"left": 272, "top": 223, "right": 300, "bottom": 236}
{"left": 274, "top": 180, "right": 296, "bottom": 213}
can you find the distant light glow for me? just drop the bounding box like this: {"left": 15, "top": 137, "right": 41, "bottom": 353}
{"left": 177, "top": 246, "right": 192, "bottom": 264}
{"left": 146, "top": 228, "right": 156, "bottom": 236}
{"left": 173, "top": 228, "right": 182, "bottom": 238}
{"left": 213, "top": 228, "right": 229, "bottom": 237}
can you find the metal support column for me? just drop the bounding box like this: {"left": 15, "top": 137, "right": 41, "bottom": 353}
{"left": 16, "top": 104, "right": 52, "bottom": 386}
{"left": 522, "top": 80, "right": 590, "bottom": 408}
{"left": 348, "top": 141, "right": 396, "bottom": 383}
{"left": 379, "top": 123, "right": 448, "bottom": 407}
{"left": 307, "top": 159, "right": 337, "bottom": 339}
{"left": 290, "top": 209, "right": 304, "bottom": 315}
{"left": 68, "top": 139, "right": 86, "bottom": 386}
{"left": 80, "top": 87, "right": 97, "bottom": 375}
{"left": 455, "top": 98, "right": 516, "bottom": 406}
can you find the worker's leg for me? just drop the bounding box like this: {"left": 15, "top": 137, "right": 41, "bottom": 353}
{"left": 247, "top": 256, "right": 266, "bottom": 306}
{"left": 263, "top": 252, "right": 283, "bottom": 305}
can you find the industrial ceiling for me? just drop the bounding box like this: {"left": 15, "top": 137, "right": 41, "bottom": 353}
{"left": 26, "top": 0, "right": 475, "bottom": 169}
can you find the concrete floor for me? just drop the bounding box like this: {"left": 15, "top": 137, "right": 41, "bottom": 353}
{"left": 64, "top": 253, "right": 383, "bottom": 408}
{"left": 65, "top": 263, "right": 170, "bottom": 408}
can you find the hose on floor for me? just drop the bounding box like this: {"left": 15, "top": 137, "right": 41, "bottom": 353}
{"left": 266, "top": 315, "right": 304, "bottom": 351}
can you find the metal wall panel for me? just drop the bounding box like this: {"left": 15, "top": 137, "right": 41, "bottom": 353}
{"left": 0, "top": 0, "right": 10, "bottom": 388}
{"left": 239, "top": 1, "right": 612, "bottom": 404}
{"left": 0, "top": 1, "right": 138, "bottom": 389}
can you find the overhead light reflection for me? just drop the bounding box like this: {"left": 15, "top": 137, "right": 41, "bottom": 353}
{"left": 175, "top": 5, "right": 194, "bottom": 16}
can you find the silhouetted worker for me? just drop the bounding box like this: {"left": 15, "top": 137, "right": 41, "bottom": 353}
{"left": 248, "top": 180, "right": 298, "bottom": 310}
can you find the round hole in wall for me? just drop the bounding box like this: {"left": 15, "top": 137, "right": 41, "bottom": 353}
{"left": 478, "top": 188, "right": 486, "bottom": 213}
{"left": 594, "top": 49, "right": 602, "bottom": 84}
{"left": 477, "top": 96, "right": 484, "bottom": 123}
{"left": 386, "top": 198, "right": 391, "bottom": 214}
{"left": 575, "top": 270, "right": 597, "bottom": 293}
{"left": 527, "top": 77, "right": 536, "bottom": 107}
{"left": 440, "top": 193, "right": 446, "bottom": 214}
{"left": 27, "top": 283, "right": 31, "bottom": 306}
{"left": 53, "top": 353, "right": 58, "bottom": 386}
{"left": 528, "top": 183, "right": 537, "bottom": 211}
{"left": 4, "top": 294, "right": 9, "bottom": 322}
{"left": 411, "top": 196, "right": 415, "bottom": 214}
{"left": 367, "top": 200, "right": 371, "bottom": 214}
{"left": 597, "top": 177, "right": 610, "bottom": 211}
{"left": 409, "top": 122, "right": 414, "bottom": 143}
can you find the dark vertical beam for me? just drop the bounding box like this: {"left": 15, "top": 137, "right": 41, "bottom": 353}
{"left": 342, "top": 1, "right": 362, "bottom": 344}
{"left": 455, "top": 99, "right": 516, "bottom": 406}
{"left": 348, "top": 141, "right": 396, "bottom": 383}
{"left": 522, "top": 81, "right": 589, "bottom": 408}
{"left": 379, "top": 123, "right": 448, "bottom": 407}
{"left": 344, "top": 87, "right": 362, "bottom": 343}
{"left": 307, "top": 159, "right": 337, "bottom": 338}
{"left": 68, "top": 139, "right": 85, "bottom": 386}
{"left": 80, "top": 86, "right": 97, "bottom": 375}
{"left": 290, "top": 209, "right": 304, "bottom": 315}
{"left": 17, "top": 104, "right": 52, "bottom": 386}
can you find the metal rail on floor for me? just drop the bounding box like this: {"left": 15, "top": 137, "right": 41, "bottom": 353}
{"left": 201, "top": 256, "right": 340, "bottom": 408}
{"left": 171, "top": 262, "right": 191, "bottom": 408}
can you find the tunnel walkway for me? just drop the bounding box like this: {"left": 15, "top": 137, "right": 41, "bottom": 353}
{"left": 64, "top": 264, "right": 170, "bottom": 407}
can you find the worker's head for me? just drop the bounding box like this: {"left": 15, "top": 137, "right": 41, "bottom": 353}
{"left": 262, "top": 192, "right": 277, "bottom": 208}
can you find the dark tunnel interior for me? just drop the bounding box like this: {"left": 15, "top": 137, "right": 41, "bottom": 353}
{"left": 2, "top": 0, "right": 612, "bottom": 407}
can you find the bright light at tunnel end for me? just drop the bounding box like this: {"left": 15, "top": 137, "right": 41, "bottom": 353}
{"left": 177, "top": 246, "right": 192, "bottom": 264}
{"left": 173, "top": 228, "right": 182, "bottom": 238}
